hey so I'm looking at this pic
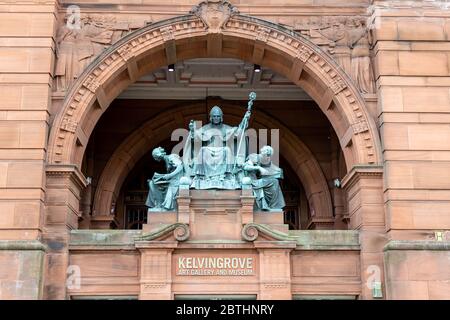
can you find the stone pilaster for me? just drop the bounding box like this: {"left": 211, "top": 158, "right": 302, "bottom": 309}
{"left": 255, "top": 241, "right": 296, "bottom": 300}
{"left": 342, "top": 165, "right": 386, "bottom": 300}
{"left": 135, "top": 241, "right": 177, "bottom": 300}
{"left": 43, "top": 165, "right": 87, "bottom": 300}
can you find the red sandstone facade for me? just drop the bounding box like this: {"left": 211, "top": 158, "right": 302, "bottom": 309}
{"left": 0, "top": 0, "right": 449, "bottom": 300}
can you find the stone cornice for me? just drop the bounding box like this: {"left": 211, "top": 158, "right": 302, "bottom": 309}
{"left": 341, "top": 165, "right": 384, "bottom": 191}
{"left": 384, "top": 240, "right": 450, "bottom": 251}
{"left": 242, "top": 224, "right": 361, "bottom": 250}
{"left": 46, "top": 164, "right": 88, "bottom": 190}
{"left": 0, "top": 240, "right": 47, "bottom": 252}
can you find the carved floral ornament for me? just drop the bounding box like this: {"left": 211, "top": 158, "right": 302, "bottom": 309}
{"left": 51, "top": 1, "right": 379, "bottom": 165}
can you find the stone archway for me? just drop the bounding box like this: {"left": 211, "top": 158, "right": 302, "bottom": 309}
{"left": 91, "top": 104, "right": 334, "bottom": 228}
{"left": 43, "top": 1, "right": 386, "bottom": 300}
{"left": 47, "top": 1, "right": 381, "bottom": 173}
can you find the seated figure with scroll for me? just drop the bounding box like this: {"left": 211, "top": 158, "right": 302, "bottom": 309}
{"left": 184, "top": 103, "right": 253, "bottom": 189}
{"left": 145, "top": 147, "right": 184, "bottom": 211}
{"left": 243, "top": 146, "right": 285, "bottom": 211}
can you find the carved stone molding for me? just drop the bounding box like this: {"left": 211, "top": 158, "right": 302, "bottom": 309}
{"left": 263, "top": 282, "right": 289, "bottom": 289}
{"left": 242, "top": 223, "right": 297, "bottom": 243}
{"left": 117, "top": 43, "right": 135, "bottom": 61}
{"left": 160, "top": 26, "right": 175, "bottom": 42}
{"left": 341, "top": 165, "right": 383, "bottom": 192}
{"left": 256, "top": 26, "right": 271, "bottom": 43}
{"left": 60, "top": 116, "right": 78, "bottom": 133}
{"left": 330, "top": 77, "right": 347, "bottom": 94}
{"left": 82, "top": 75, "right": 100, "bottom": 93}
{"left": 190, "top": 0, "right": 238, "bottom": 33}
{"left": 48, "top": 8, "right": 381, "bottom": 170}
{"left": 296, "top": 45, "right": 314, "bottom": 63}
{"left": 352, "top": 120, "right": 369, "bottom": 134}
{"left": 46, "top": 164, "right": 89, "bottom": 191}
{"left": 135, "top": 223, "right": 190, "bottom": 242}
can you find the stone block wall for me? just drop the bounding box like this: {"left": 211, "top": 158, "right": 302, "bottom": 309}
{"left": 0, "top": 1, "right": 57, "bottom": 299}
{"left": 373, "top": 2, "right": 450, "bottom": 239}
{"left": 372, "top": 0, "right": 450, "bottom": 300}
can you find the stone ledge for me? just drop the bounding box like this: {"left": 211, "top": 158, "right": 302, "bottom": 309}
{"left": 384, "top": 240, "right": 450, "bottom": 251}
{"left": 0, "top": 240, "right": 47, "bottom": 251}
{"left": 69, "top": 244, "right": 137, "bottom": 251}
{"left": 289, "top": 230, "right": 360, "bottom": 247}
{"left": 70, "top": 230, "right": 142, "bottom": 246}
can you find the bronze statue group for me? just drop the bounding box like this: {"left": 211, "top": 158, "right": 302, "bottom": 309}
{"left": 145, "top": 92, "right": 285, "bottom": 212}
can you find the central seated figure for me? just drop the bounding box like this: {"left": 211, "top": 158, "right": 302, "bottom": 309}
{"left": 184, "top": 105, "right": 251, "bottom": 189}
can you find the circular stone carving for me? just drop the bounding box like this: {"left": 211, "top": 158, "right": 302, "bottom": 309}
{"left": 173, "top": 224, "right": 190, "bottom": 241}
{"left": 242, "top": 224, "right": 259, "bottom": 241}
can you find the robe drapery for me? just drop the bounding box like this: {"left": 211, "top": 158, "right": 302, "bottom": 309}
{"left": 145, "top": 154, "right": 183, "bottom": 211}
{"left": 183, "top": 120, "right": 248, "bottom": 189}
{"left": 245, "top": 154, "right": 286, "bottom": 211}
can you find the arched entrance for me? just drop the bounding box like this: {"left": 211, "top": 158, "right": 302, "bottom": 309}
{"left": 47, "top": 3, "right": 381, "bottom": 170}
{"left": 44, "top": 1, "right": 384, "bottom": 300}
{"left": 91, "top": 104, "right": 334, "bottom": 228}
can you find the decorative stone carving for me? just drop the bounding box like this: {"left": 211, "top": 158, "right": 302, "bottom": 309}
{"left": 296, "top": 45, "right": 314, "bottom": 63}
{"left": 50, "top": 10, "right": 380, "bottom": 168}
{"left": 293, "top": 16, "right": 375, "bottom": 94}
{"left": 55, "top": 14, "right": 149, "bottom": 92}
{"left": 256, "top": 27, "right": 271, "bottom": 43}
{"left": 242, "top": 224, "right": 259, "bottom": 241}
{"left": 353, "top": 120, "right": 369, "bottom": 134}
{"left": 159, "top": 26, "right": 174, "bottom": 42}
{"left": 82, "top": 75, "right": 100, "bottom": 93}
{"left": 117, "top": 43, "right": 135, "bottom": 61}
{"left": 349, "top": 18, "right": 375, "bottom": 94}
{"left": 173, "top": 224, "right": 190, "bottom": 241}
{"left": 242, "top": 223, "right": 297, "bottom": 242}
{"left": 60, "top": 117, "right": 77, "bottom": 133}
{"left": 190, "top": 0, "right": 239, "bottom": 33}
{"left": 135, "top": 223, "right": 190, "bottom": 242}
{"left": 330, "top": 77, "right": 347, "bottom": 94}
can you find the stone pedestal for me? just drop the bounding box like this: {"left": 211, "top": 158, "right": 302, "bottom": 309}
{"left": 256, "top": 241, "right": 296, "bottom": 300}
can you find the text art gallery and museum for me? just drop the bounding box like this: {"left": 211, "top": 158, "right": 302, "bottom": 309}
{"left": 0, "top": 0, "right": 449, "bottom": 300}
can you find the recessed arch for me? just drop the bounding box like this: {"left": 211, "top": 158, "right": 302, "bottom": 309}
{"left": 47, "top": 9, "right": 382, "bottom": 173}
{"left": 92, "top": 104, "right": 334, "bottom": 223}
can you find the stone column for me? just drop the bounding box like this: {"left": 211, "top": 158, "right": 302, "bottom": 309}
{"left": 136, "top": 242, "right": 177, "bottom": 300}
{"left": 341, "top": 165, "right": 386, "bottom": 300}
{"left": 43, "top": 165, "right": 87, "bottom": 300}
{"left": 256, "top": 241, "right": 296, "bottom": 300}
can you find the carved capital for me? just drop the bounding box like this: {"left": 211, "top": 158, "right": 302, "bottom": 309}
{"left": 191, "top": 0, "right": 239, "bottom": 33}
